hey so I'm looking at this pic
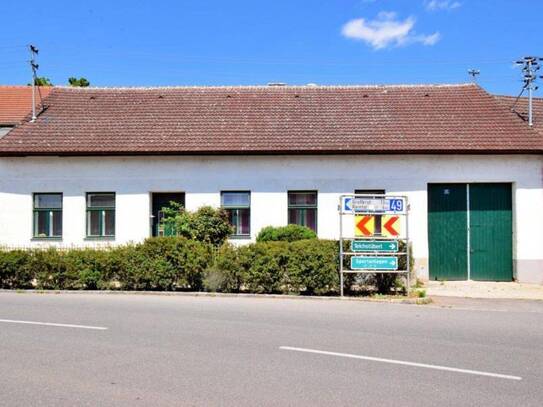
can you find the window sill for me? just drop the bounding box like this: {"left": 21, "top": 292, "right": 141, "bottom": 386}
{"left": 84, "top": 236, "right": 116, "bottom": 241}
{"left": 229, "top": 235, "right": 251, "bottom": 240}
{"left": 31, "top": 237, "right": 63, "bottom": 241}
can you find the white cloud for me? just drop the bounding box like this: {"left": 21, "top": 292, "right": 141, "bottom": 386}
{"left": 341, "top": 12, "right": 440, "bottom": 50}
{"left": 425, "top": 1, "right": 461, "bottom": 11}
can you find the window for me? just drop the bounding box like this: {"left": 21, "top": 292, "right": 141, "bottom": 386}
{"left": 288, "top": 191, "right": 317, "bottom": 232}
{"left": 355, "top": 189, "right": 385, "bottom": 235}
{"left": 33, "top": 193, "right": 62, "bottom": 238}
{"left": 86, "top": 193, "right": 115, "bottom": 237}
{"left": 221, "top": 191, "right": 250, "bottom": 237}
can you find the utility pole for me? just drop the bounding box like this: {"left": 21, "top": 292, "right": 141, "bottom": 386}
{"left": 29, "top": 44, "right": 39, "bottom": 122}
{"left": 467, "top": 69, "right": 480, "bottom": 83}
{"left": 515, "top": 56, "right": 542, "bottom": 126}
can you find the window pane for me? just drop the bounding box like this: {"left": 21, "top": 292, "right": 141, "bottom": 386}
{"left": 35, "top": 211, "right": 49, "bottom": 237}
{"left": 88, "top": 193, "right": 115, "bottom": 208}
{"left": 239, "top": 208, "right": 250, "bottom": 234}
{"left": 34, "top": 194, "right": 62, "bottom": 209}
{"left": 52, "top": 211, "right": 62, "bottom": 236}
{"left": 222, "top": 192, "right": 250, "bottom": 207}
{"left": 227, "top": 208, "right": 250, "bottom": 235}
{"left": 104, "top": 210, "right": 115, "bottom": 236}
{"left": 288, "top": 208, "right": 317, "bottom": 232}
{"left": 88, "top": 211, "right": 101, "bottom": 236}
{"left": 288, "top": 192, "right": 317, "bottom": 206}
{"left": 227, "top": 209, "right": 236, "bottom": 232}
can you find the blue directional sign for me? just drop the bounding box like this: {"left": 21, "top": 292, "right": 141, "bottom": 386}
{"left": 350, "top": 256, "right": 398, "bottom": 270}
{"left": 343, "top": 197, "right": 353, "bottom": 212}
{"left": 387, "top": 198, "right": 404, "bottom": 213}
{"left": 342, "top": 196, "right": 406, "bottom": 214}
{"left": 352, "top": 240, "right": 399, "bottom": 253}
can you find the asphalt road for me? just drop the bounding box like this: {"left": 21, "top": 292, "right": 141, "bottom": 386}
{"left": 1, "top": 293, "right": 543, "bottom": 406}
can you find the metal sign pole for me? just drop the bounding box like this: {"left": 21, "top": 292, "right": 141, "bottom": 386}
{"left": 339, "top": 195, "right": 344, "bottom": 297}
{"left": 338, "top": 193, "right": 410, "bottom": 297}
{"left": 405, "top": 197, "right": 410, "bottom": 296}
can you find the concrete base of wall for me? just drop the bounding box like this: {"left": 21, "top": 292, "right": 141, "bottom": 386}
{"left": 415, "top": 258, "right": 542, "bottom": 285}
{"left": 516, "top": 259, "right": 543, "bottom": 284}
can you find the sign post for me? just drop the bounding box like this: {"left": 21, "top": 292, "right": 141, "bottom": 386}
{"left": 338, "top": 194, "right": 410, "bottom": 296}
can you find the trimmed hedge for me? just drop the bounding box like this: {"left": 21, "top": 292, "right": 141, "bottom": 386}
{"left": 256, "top": 225, "right": 317, "bottom": 242}
{"left": 0, "top": 237, "right": 339, "bottom": 295}
{"left": 0, "top": 238, "right": 410, "bottom": 295}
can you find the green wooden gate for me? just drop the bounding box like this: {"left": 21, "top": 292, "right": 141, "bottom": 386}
{"left": 428, "top": 184, "right": 468, "bottom": 280}
{"left": 469, "top": 183, "right": 512, "bottom": 281}
{"left": 428, "top": 183, "right": 512, "bottom": 281}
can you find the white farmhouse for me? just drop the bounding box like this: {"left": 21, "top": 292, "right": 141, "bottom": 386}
{"left": 0, "top": 84, "right": 542, "bottom": 283}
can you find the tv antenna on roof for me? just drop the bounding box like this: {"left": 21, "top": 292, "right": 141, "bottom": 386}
{"left": 467, "top": 69, "right": 480, "bottom": 83}
{"left": 28, "top": 44, "right": 39, "bottom": 122}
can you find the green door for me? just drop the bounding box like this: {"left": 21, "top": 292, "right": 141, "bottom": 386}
{"left": 428, "top": 184, "right": 468, "bottom": 280}
{"left": 469, "top": 183, "right": 513, "bottom": 281}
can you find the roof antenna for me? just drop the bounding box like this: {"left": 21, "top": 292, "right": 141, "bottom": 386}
{"left": 29, "top": 44, "right": 39, "bottom": 122}
{"left": 514, "top": 56, "right": 543, "bottom": 126}
{"left": 467, "top": 69, "right": 480, "bottom": 83}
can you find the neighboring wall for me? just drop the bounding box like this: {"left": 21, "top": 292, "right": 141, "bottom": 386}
{"left": 1, "top": 155, "right": 542, "bottom": 283}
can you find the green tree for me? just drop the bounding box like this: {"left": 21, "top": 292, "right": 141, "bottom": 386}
{"left": 28, "top": 77, "right": 53, "bottom": 86}
{"left": 68, "top": 77, "right": 90, "bottom": 87}
{"left": 160, "top": 203, "right": 233, "bottom": 246}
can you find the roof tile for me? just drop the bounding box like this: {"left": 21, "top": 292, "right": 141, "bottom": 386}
{"left": 0, "top": 84, "right": 541, "bottom": 155}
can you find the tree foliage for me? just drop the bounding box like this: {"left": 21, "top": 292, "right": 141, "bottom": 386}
{"left": 29, "top": 77, "right": 53, "bottom": 86}
{"left": 256, "top": 224, "right": 317, "bottom": 242}
{"left": 160, "top": 203, "right": 233, "bottom": 246}
{"left": 68, "top": 77, "right": 90, "bottom": 87}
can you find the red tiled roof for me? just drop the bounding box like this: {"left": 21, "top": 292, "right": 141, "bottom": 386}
{"left": 494, "top": 95, "right": 543, "bottom": 134}
{"left": 0, "top": 83, "right": 541, "bottom": 155}
{"left": 0, "top": 86, "right": 52, "bottom": 125}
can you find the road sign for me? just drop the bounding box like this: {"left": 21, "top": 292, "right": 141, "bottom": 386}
{"left": 342, "top": 196, "right": 406, "bottom": 214}
{"left": 354, "top": 215, "right": 375, "bottom": 236}
{"left": 352, "top": 240, "right": 399, "bottom": 253}
{"left": 382, "top": 215, "right": 400, "bottom": 237}
{"left": 350, "top": 256, "right": 398, "bottom": 270}
{"left": 343, "top": 197, "right": 353, "bottom": 212}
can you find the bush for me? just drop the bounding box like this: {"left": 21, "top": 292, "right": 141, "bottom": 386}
{"left": 0, "top": 250, "right": 32, "bottom": 289}
{"left": 117, "top": 238, "right": 212, "bottom": 290}
{"left": 63, "top": 248, "right": 109, "bottom": 289}
{"left": 204, "top": 244, "right": 245, "bottom": 292}
{"left": 287, "top": 240, "right": 339, "bottom": 295}
{"left": 160, "top": 203, "right": 233, "bottom": 246}
{"left": 242, "top": 242, "right": 291, "bottom": 294}
{"left": 256, "top": 225, "right": 317, "bottom": 242}
{"left": 0, "top": 238, "right": 344, "bottom": 296}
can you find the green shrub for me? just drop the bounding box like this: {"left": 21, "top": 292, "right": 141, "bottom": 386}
{"left": 0, "top": 238, "right": 343, "bottom": 296}
{"left": 256, "top": 225, "right": 317, "bottom": 242}
{"left": 117, "top": 238, "right": 212, "bottom": 290}
{"left": 160, "top": 203, "right": 233, "bottom": 246}
{"left": 63, "top": 248, "right": 109, "bottom": 289}
{"left": 287, "top": 240, "right": 339, "bottom": 295}
{"left": 242, "top": 242, "right": 290, "bottom": 294}
{"left": 0, "top": 250, "right": 32, "bottom": 289}
{"left": 204, "top": 244, "right": 245, "bottom": 292}
{"left": 30, "top": 249, "right": 68, "bottom": 289}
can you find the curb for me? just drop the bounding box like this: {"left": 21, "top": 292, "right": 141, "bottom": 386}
{"left": 0, "top": 289, "right": 431, "bottom": 305}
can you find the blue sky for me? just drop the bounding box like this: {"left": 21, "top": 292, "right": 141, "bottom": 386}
{"left": 0, "top": 0, "right": 541, "bottom": 95}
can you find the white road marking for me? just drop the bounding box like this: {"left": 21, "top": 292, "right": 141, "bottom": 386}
{"left": 279, "top": 346, "right": 522, "bottom": 381}
{"left": 0, "top": 319, "right": 108, "bottom": 331}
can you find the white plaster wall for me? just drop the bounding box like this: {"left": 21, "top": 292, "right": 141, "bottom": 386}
{"left": 0, "top": 155, "right": 542, "bottom": 283}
